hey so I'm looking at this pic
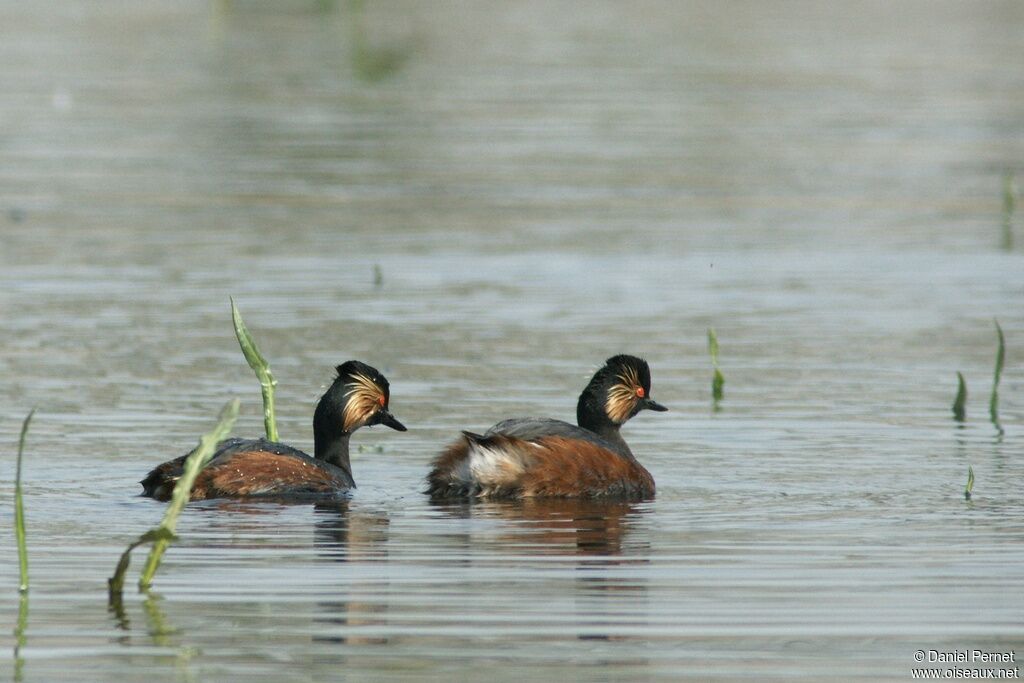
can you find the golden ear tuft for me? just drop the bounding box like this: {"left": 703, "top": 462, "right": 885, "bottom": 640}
{"left": 605, "top": 365, "right": 643, "bottom": 424}
{"left": 342, "top": 372, "right": 385, "bottom": 431}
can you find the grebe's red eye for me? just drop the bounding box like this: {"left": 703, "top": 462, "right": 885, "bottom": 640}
{"left": 636, "top": 387, "right": 645, "bottom": 398}
{"left": 378, "top": 395, "right": 386, "bottom": 407}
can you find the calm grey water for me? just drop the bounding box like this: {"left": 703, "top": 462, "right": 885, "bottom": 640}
{"left": 2, "top": 1, "right": 1023, "bottom": 681}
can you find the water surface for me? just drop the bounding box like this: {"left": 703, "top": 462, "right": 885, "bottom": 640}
{"left": 1, "top": 1, "right": 1022, "bottom": 681}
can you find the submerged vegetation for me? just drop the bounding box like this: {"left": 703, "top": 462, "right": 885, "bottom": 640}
{"left": 707, "top": 328, "right": 725, "bottom": 405}
{"left": 231, "top": 298, "right": 278, "bottom": 442}
{"left": 964, "top": 466, "right": 975, "bottom": 501}
{"left": 109, "top": 399, "right": 240, "bottom": 597}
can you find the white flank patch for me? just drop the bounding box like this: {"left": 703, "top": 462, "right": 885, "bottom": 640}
{"left": 455, "top": 442, "right": 524, "bottom": 487}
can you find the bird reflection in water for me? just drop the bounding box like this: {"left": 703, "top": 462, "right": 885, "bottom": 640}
{"left": 108, "top": 499, "right": 394, "bottom": 652}
{"left": 313, "top": 502, "right": 392, "bottom": 645}
{"left": 430, "top": 497, "right": 652, "bottom": 645}
{"left": 430, "top": 497, "right": 649, "bottom": 557}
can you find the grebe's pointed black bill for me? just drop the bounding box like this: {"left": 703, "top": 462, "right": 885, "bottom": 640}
{"left": 643, "top": 398, "right": 668, "bottom": 412}
{"left": 379, "top": 410, "right": 407, "bottom": 432}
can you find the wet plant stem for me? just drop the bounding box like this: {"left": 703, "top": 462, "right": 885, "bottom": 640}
{"left": 231, "top": 298, "right": 278, "bottom": 442}
{"left": 989, "top": 320, "right": 1005, "bottom": 426}
{"left": 15, "top": 409, "right": 35, "bottom": 594}
{"left": 952, "top": 372, "right": 967, "bottom": 422}
{"left": 14, "top": 591, "right": 28, "bottom": 682}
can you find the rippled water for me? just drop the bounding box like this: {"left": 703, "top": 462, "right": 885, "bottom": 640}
{"left": 2, "top": 1, "right": 1023, "bottom": 681}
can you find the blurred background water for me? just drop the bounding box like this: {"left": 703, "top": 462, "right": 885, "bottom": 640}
{"left": 1, "top": 1, "right": 1022, "bottom": 681}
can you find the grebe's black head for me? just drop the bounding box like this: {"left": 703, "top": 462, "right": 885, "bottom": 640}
{"left": 577, "top": 355, "right": 667, "bottom": 430}
{"left": 315, "top": 360, "right": 407, "bottom": 435}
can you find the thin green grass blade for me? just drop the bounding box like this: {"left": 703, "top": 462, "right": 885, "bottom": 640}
{"left": 952, "top": 372, "right": 967, "bottom": 422}
{"left": 965, "top": 465, "right": 975, "bottom": 501}
{"left": 230, "top": 298, "right": 278, "bottom": 442}
{"left": 15, "top": 408, "right": 35, "bottom": 594}
{"left": 989, "top": 320, "right": 1005, "bottom": 425}
{"left": 707, "top": 328, "right": 724, "bottom": 403}
{"left": 13, "top": 409, "right": 34, "bottom": 682}
{"left": 137, "top": 399, "right": 240, "bottom": 590}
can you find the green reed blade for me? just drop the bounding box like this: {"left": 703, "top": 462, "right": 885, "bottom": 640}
{"left": 14, "top": 408, "right": 35, "bottom": 594}
{"left": 989, "top": 320, "right": 1005, "bottom": 425}
{"left": 137, "top": 399, "right": 239, "bottom": 590}
{"left": 952, "top": 371, "right": 967, "bottom": 422}
{"left": 230, "top": 298, "right": 278, "bottom": 442}
{"left": 965, "top": 465, "right": 975, "bottom": 500}
{"left": 707, "top": 328, "right": 724, "bottom": 402}
{"left": 13, "top": 409, "right": 35, "bottom": 683}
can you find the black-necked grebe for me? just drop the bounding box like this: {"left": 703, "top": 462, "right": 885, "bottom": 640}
{"left": 141, "top": 361, "right": 406, "bottom": 501}
{"left": 427, "top": 355, "right": 666, "bottom": 500}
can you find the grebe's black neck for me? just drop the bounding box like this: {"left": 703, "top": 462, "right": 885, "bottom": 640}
{"left": 577, "top": 386, "right": 634, "bottom": 458}
{"left": 313, "top": 380, "right": 356, "bottom": 485}
{"left": 592, "top": 424, "right": 633, "bottom": 459}
{"left": 314, "top": 430, "right": 354, "bottom": 484}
